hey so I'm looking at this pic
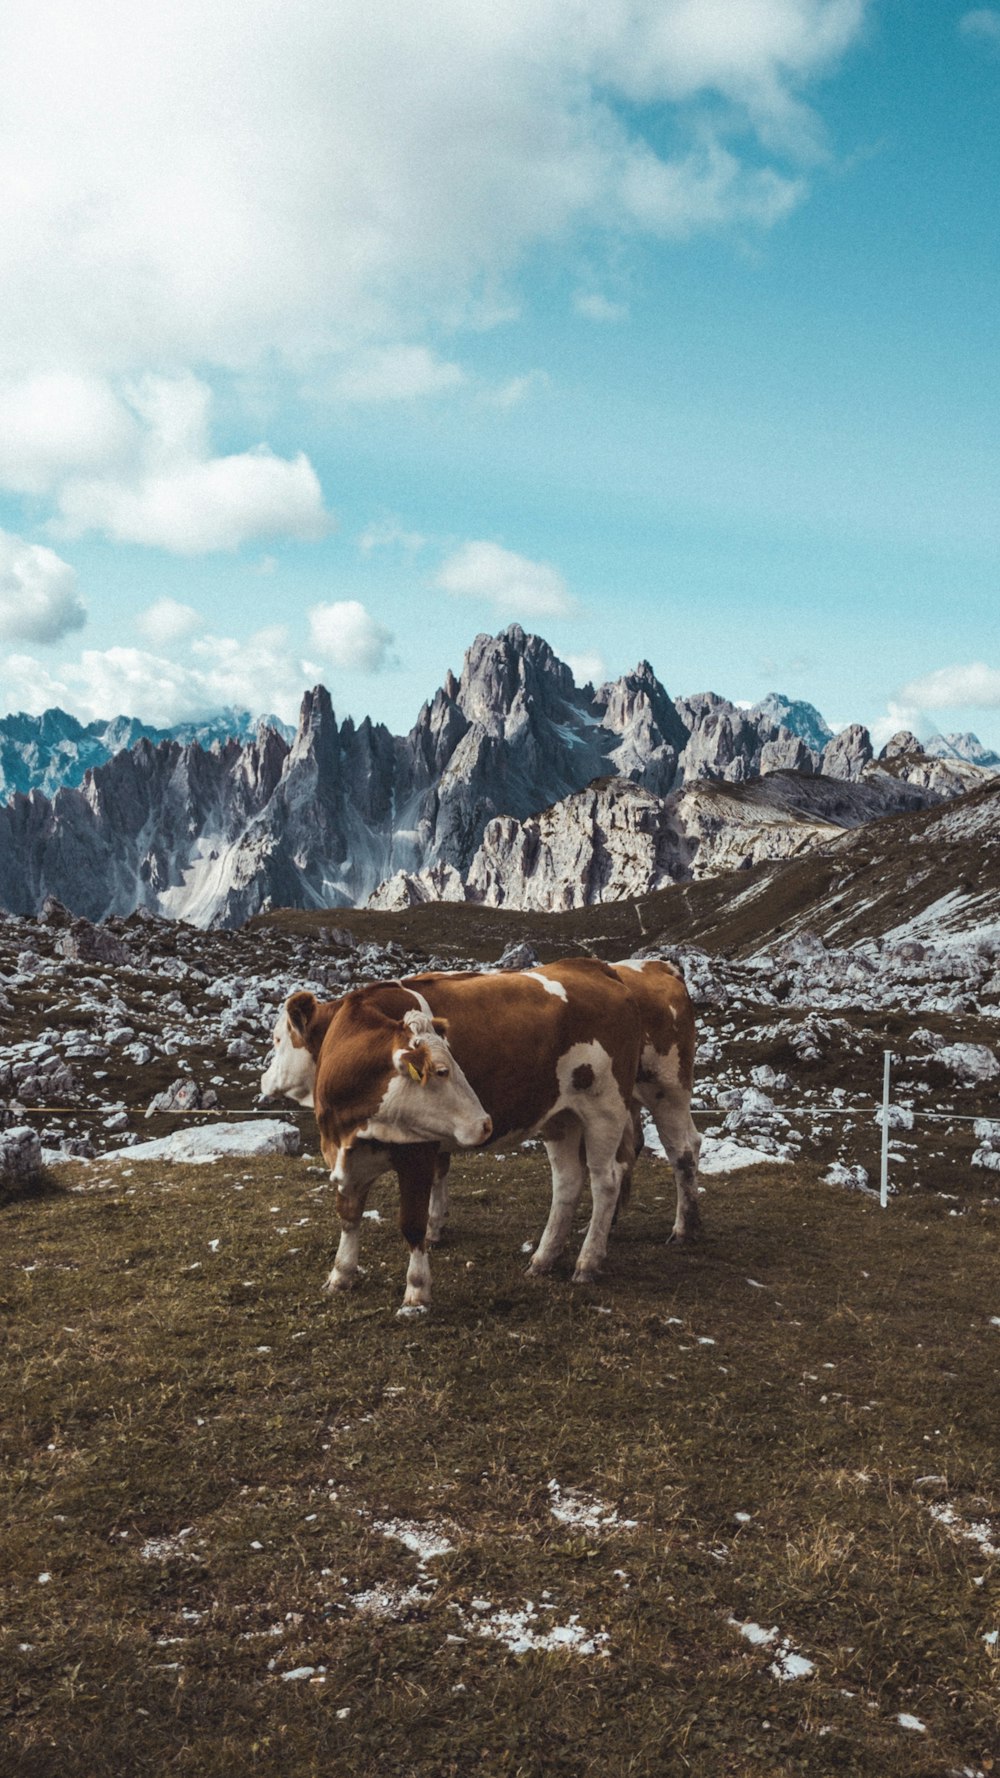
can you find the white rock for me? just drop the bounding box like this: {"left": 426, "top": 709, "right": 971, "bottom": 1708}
{"left": 102, "top": 1120, "right": 302, "bottom": 1166}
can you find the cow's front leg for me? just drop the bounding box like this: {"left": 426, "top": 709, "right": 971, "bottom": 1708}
{"left": 326, "top": 1176, "right": 373, "bottom": 1292}
{"left": 393, "top": 1144, "right": 438, "bottom": 1310}
{"left": 427, "top": 1153, "right": 452, "bottom": 1246}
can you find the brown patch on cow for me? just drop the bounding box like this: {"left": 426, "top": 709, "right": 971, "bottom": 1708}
{"left": 313, "top": 989, "right": 425, "bottom": 1147}
{"left": 286, "top": 989, "right": 341, "bottom": 1059}
{"left": 393, "top": 1143, "right": 438, "bottom": 1250}
{"left": 571, "top": 1062, "right": 595, "bottom": 1092}
{"left": 286, "top": 990, "right": 317, "bottom": 1043}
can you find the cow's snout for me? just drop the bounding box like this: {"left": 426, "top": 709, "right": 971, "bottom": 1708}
{"left": 478, "top": 1114, "right": 493, "bottom": 1145}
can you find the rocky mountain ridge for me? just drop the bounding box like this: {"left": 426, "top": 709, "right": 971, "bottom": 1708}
{"left": 0, "top": 625, "right": 996, "bottom": 926}
{"left": 0, "top": 704, "right": 294, "bottom": 802}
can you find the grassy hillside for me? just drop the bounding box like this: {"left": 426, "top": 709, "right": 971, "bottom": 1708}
{"left": 3, "top": 1148, "right": 999, "bottom": 1776}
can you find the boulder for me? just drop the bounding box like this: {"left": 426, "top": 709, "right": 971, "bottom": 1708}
{"left": 0, "top": 1125, "right": 43, "bottom": 1184}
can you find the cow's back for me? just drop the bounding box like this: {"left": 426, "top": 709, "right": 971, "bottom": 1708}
{"left": 402, "top": 962, "right": 640, "bottom": 1140}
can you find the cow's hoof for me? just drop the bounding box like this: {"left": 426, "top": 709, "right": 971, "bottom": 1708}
{"left": 426, "top": 1227, "right": 448, "bottom": 1248}
{"left": 572, "top": 1265, "right": 601, "bottom": 1285}
{"left": 526, "top": 1259, "right": 552, "bottom": 1280}
{"left": 324, "top": 1269, "right": 357, "bottom": 1294}
{"left": 396, "top": 1302, "right": 429, "bottom": 1319}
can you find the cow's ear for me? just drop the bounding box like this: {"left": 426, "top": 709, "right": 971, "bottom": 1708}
{"left": 431, "top": 1017, "right": 449, "bottom": 1038}
{"left": 286, "top": 990, "right": 318, "bottom": 1041}
{"left": 395, "top": 1044, "right": 429, "bottom": 1085}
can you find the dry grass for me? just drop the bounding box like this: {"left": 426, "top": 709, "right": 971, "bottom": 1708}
{"left": 3, "top": 1148, "right": 1000, "bottom": 1778}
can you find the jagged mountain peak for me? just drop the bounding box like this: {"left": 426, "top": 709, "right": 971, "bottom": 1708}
{"left": 288, "top": 684, "right": 338, "bottom": 765}
{"left": 924, "top": 731, "right": 1000, "bottom": 768}
{"left": 879, "top": 729, "right": 925, "bottom": 761}
{"left": 456, "top": 625, "right": 578, "bottom": 734}
{"left": 750, "top": 693, "right": 833, "bottom": 752}
{"left": 2, "top": 625, "right": 997, "bottom": 928}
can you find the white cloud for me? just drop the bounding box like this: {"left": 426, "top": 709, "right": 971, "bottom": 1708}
{"left": 482, "top": 371, "right": 550, "bottom": 409}
{"left": 59, "top": 447, "right": 327, "bottom": 554}
{"left": 0, "top": 528, "right": 86, "bottom": 644}
{"left": 435, "top": 540, "right": 576, "bottom": 618}
{"left": 136, "top": 597, "right": 202, "bottom": 647}
{"left": 308, "top": 600, "right": 394, "bottom": 672}
{"left": 899, "top": 662, "right": 1000, "bottom": 710}
{"left": 620, "top": 137, "right": 805, "bottom": 235}
{"left": 47, "top": 373, "right": 330, "bottom": 553}
{"left": 0, "top": 372, "right": 135, "bottom": 494}
{"left": 3, "top": 627, "right": 308, "bottom": 726}
{"left": 870, "top": 705, "right": 920, "bottom": 749}
{"left": 960, "top": 9, "right": 1000, "bottom": 48}
{"left": 573, "top": 293, "right": 629, "bottom": 322}
{"left": 331, "top": 345, "right": 466, "bottom": 403}
{"left": 357, "top": 517, "right": 428, "bottom": 555}
{"left": 565, "top": 650, "right": 607, "bottom": 687}
{"left": 0, "top": 2, "right": 866, "bottom": 379}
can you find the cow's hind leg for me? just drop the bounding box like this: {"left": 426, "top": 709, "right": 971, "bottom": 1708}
{"left": 395, "top": 1145, "right": 438, "bottom": 1310}
{"left": 529, "top": 1117, "right": 587, "bottom": 1276}
{"left": 573, "top": 1112, "right": 630, "bottom": 1285}
{"left": 427, "top": 1153, "right": 451, "bottom": 1246}
{"left": 648, "top": 1083, "right": 702, "bottom": 1243}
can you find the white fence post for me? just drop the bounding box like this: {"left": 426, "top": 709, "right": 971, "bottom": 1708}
{"left": 880, "top": 1049, "right": 892, "bottom": 1208}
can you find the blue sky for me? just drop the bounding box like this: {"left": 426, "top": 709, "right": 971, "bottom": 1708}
{"left": 0, "top": 0, "right": 997, "bottom": 748}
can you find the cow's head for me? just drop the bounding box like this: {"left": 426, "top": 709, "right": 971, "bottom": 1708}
{"left": 261, "top": 987, "right": 492, "bottom": 1183}
{"left": 260, "top": 990, "right": 330, "bottom": 1105}
{"left": 319, "top": 1001, "right": 492, "bottom": 1158}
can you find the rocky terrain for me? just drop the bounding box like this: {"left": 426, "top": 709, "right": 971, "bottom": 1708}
{"left": 2, "top": 770, "right": 997, "bottom": 1203}
{"left": 0, "top": 627, "right": 996, "bottom": 927}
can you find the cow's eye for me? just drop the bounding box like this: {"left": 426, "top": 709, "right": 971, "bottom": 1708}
{"left": 434, "top": 1065, "right": 450, "bottom": 1078}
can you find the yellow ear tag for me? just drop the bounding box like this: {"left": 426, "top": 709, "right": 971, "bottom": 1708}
{"left": 406, "top": 1060, "right": 422, "bottom": 1083}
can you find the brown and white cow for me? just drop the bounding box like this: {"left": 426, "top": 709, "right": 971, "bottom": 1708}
{"left": 265, "top": 985, "right": 492, "bottom": 1308}
{"left": 423, "top": 958, "right": 701, "bottom": 1252}
{"left": 262, "top": 959, "right": 642, "bottom": 1306}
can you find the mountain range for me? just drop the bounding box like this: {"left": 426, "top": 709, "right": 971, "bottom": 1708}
{"left": 0, "top": 625, "right": 996, "bottom": 928}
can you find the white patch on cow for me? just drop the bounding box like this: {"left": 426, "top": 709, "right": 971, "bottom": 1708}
{"left": 639, "top": 1040, "right": 681, "bottom": 1088}
{"left": 615, "top": 959, "right": 647, "bottom": 972}
{"left": 402, "top": 986, "right": 433, "bottom": 1016}
{"left": 526, "top": 971, "right": 569, "bottom": 1001}
{"left": 402, "top": 1244, "right": 432, "bottom": 1308}
{"left": 529, "top": 1040, "right": 630, "bottom": 1282}
{"left": 260, "top": 1008, "right": 315, "bottom": 1106}
{"left": 401, "top": 1009, "right": 437, "bottom": 1039}
{"left": 327, "top": 1223, "right": 362, "bottom": 1291}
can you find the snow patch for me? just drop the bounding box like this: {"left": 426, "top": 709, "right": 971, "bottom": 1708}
{"left": 547, "top": 1480, "right": 637, "bottom": 1533}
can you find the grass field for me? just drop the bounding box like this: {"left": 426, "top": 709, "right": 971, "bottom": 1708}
{"left": 2, "top": 1148, "right": 999, "bottom": 1777}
